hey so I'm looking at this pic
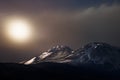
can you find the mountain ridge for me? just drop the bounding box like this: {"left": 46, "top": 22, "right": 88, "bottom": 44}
{"left": 1, "top": 42, "right": 120, "bottom": 80}
{"left": 24, "top": 42, "right": 120, "bottom": 69}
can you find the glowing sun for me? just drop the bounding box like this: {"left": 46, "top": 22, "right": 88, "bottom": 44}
{"left": 5, "top": 18, "right": 32, "bottom": 43}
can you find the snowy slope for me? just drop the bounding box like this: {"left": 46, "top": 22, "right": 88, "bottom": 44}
{"left": 25, "top": 45, "right": 73, "bottom": 64}
{"left": 24, "top": 42, "right": 120, "bottom": 68}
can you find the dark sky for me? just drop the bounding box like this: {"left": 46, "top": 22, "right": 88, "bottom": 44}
{"left": 0, "top": 0, "right": 120, "bottom": 62}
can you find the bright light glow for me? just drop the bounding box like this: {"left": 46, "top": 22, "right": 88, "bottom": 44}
{"left": 5, "top": 18, "right": 32, "bottom": 43}
{"left": 24, "top": 57, "right": 36, "bottom": 65}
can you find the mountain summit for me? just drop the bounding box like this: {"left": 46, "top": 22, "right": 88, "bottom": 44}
{"left": 24, "top": 42, "right": 120, "bottom": 69}
{"left": 24, "top": 45, "right": 73, "bottom": 64}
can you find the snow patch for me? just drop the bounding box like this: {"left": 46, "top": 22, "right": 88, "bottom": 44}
{"left": 39, "top": 52, "right": 52, "bottom": 59}
{"left": 24, "top": 57, "right": 36, "bottom": 65}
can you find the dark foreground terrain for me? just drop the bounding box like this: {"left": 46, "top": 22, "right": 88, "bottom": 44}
{"left": 0, "top": 62, "right": 120, "bottom": 80}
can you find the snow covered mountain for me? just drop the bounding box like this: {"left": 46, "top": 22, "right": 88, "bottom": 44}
{"left": 25, "top": 45, "right": 73, "bottom": 64}
{"left": 24, "top": 42, "right": 120, "bottom": 68}
{"left": 72, "top": 42, "right": 120, "bottom": 67}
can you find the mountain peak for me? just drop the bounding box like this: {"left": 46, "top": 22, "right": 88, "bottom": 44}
{"left": 24, "top": 45, "right": 73, "bottom": 65}
{"left": 24, "top": 42, "right": 120, "bottom": 69}
{"left": 48, "top": 45, "right": 72, "bottom": 53}
{"left": 84, "top": 42, "right": 112, "bottom": 49}
{"left": 73, "top": 42, "right": 120, "bottom": 68}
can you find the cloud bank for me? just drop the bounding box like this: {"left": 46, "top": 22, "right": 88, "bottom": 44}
{"left": 34, "top": 4, "right": 120, "bottom": 49}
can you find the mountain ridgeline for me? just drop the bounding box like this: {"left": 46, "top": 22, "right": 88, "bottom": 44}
{"left": 1, "top": 42, "right": 120, "bottom": 80}
{"left": 25, "top": 42, "right": 120, "bottom": 69}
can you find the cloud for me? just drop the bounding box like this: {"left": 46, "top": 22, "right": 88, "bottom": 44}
{"left": 33, "top": 4, "right": 120, "bottom": 48}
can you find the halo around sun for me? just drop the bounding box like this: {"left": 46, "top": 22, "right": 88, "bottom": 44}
{"left": 4, "top": 17, "right": 32, "bottom": 43}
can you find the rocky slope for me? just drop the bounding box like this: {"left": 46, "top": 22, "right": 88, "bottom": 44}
{"left": 24, "top": 42, "right": 120, "bottom": 69}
